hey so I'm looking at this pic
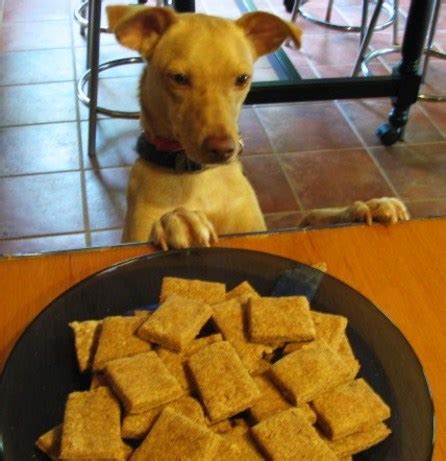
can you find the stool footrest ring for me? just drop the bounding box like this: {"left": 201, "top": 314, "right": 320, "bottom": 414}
{"left": 77, "top": 57, "right": 143, "bottom": 119}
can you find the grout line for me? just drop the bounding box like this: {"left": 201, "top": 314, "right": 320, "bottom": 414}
{"left": 415, "top": 103, "right": 446, "bottom": 140}
{"left": 0, "top": 79, "right": 76, "bottom": 88}
{"left": 0, "top": 73, "right": 140, "bottom": 90}
{"left": 68, "top": 7, "right": 92, "bottom": 248}
{"left": 250, "top": 105, "right": 305, "bottom": 212}
{"left": 0, "top": 230, "right": 87, "bottom": 242}
{"left": 335, "top": 99, "right": 402, "bottom": 198}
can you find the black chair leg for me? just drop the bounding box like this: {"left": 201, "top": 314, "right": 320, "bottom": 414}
{"left": 376, "top": 0, "right": 434, "bottom": 145}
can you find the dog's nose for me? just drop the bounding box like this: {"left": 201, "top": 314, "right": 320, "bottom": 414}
{"left": 203, "top": 136, "right": 236, "bottom": 162}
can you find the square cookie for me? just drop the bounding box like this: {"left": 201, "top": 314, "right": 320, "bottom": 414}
{"left": 212, "top": 299, "right": 271, "bottom": 373}
{"left": 104, "top": 351, "right": 183, "bottom": 414}
{"left": 251, "top": 408, "right": 338, "bottom": 460}
{"left": 248, "top": 296, "right": 315, "bottom": 343}
{"left": 225, "top": 281, "right": 260, "bottom": 304}
{"left": 69, "top": 320, "right": 102, "bottom": 372}
{"left": 157, "top": 333, "right": 223, "bottom": 390}
{"left": 160, "top": 276, "right": 225, "bottom": 304}
{"left": 249, "top": 372, "right": 291, "bottom": 422}
{"left": 59, "top": 387, "right": 123, "bottom": 460}
{"left": 130, "top": 407, "right": 221, "bottom": 461}
{"left": 188, "top": 341, "right": 260, "bottom": 422}
{"left": 36, "top": 425, "right": 62, "bottom": 461}
{"left": 138, "top": 294, "right": 212, "bottom": 351}
{"left": 121, "top": 395, "right": 206, "bottom": 440}
{"left": 312, "top": 378, "right": 391, "bottom": 440}
{"left": 311, "top": 311, "right": 348, "bottom": 350}
{"left": 92, "top": 316, "right": 150, "bottom": 371}
{"left": 324, "top": 422, "right": 391, "bottom": 457}
{"left": 271, "top": 340, "right": 353, "bottom": 404}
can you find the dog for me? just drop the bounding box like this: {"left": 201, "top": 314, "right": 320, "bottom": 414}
{"left": 106, "top": 6, "right": 409, "bottom": 250}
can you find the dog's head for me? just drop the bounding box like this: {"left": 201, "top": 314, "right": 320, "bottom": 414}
{"left": 107, "top": 6, "right": 302, "bottom": 165}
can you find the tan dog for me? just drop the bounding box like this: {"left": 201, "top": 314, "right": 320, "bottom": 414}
{"left": 107, "top": 6, "right": 408, "bottom": 249}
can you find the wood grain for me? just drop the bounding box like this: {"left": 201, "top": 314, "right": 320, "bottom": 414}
{"left": 0, "top": 218, "right": 445, "bottom": 459}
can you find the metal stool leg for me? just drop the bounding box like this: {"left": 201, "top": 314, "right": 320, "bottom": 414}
{"left": 392, "top": 0, "right": 399, "bottom": 45}
{"left": 290, "top": 0, "right": 305, "bottom": 24}
{"left": 359, "top": 0, "right": 369, "bottom": 45}
{"left": 86, "top": 0, "right": 101, "bottom": 157}
{"left": 352, "top": 0, "right": 385, "bottom": 76}
{"left": 325, "top": 0, "right": 334, "bottom": 23}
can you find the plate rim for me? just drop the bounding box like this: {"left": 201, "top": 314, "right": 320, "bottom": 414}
{"left": 0, "top": 247, "right": 436, "bottom": 460}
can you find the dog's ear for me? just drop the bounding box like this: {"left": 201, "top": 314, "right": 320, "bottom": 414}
{"left": 236, "top": 11, "right": 302, "bottom": 58}
{"left": 106, "top": 6, "right": 177, "bottom": 56}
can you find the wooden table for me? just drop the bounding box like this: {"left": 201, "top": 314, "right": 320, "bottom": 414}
{"left": 1, "top": 218, "right": 445, "bottom": 459}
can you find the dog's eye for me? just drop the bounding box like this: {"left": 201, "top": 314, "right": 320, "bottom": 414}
{"left": 169, "top": 73, "right": 190, "bottom": 86}
{"left": 235, "top": 74, "right": 250, "bottom": 87}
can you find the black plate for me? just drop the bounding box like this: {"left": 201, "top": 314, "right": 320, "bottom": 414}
{"left": 0, "top": 248, "right": 434, "bottom": 460}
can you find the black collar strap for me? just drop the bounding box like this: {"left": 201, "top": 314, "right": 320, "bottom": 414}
{"left": 136, "top": 134, "right": 204, "bottom": 172}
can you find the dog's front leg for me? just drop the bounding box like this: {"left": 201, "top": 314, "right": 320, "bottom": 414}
{"left": 299, "top": 197, "right": 410, "bottom": 227}
{"left": 150, "top": 207, "right": 218, "bottom": 250}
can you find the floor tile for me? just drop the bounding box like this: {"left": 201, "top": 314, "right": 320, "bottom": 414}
{"left": 339, "top": 99, "right": 445, "bottom": 146}
{"left": 421, "top": 102, "right": 446, "bottom": 136}
{"left": 0, "top": 172, "right": 84, "bottom": 239}
{"left": 239, "top": 107, "right": 274, "bottom": 155}
{"left": 3, "top": 0, "right": 71, "bottom": 22}
{"left": 0, "top": 122, "right": 80, "bottom": 176}
{"left": 77, "top": 76, "right": 140, "bottom": 121}
{"left": 72, "top": 24, "right": 117, "bottom": 48}
{"left": 369, "top": 143, "right": 446, "bottom": 201}
{"left": 81, "top": 118, "right": 140, "bottom": 168}
{"left": 418, "top": 59, "right": 446, "bottom": 100}
{"left": 264, "top": 211, "right": 304, "bottom": 230}
{"left": 299, "top": 33, "right": 364, "bottom": 66}
{"left": 0, "top": 21, "right": 72, "bottom": 52}
{"left": 0, "top": 82, "right": 77, "bottom": 126}
{"left": 90, "top": 228, "right": 122, "bottom": 247}
{"left": 313, "top": 61, "right": 389, "bottom": 78}
{"left": 293, "top": 6, "right": 348, "bottom": 35}
{"left": 241, "top": 155, "right": 299, "bottom": 213}
{"left": 0, "top": 49, "right": 74, "bottom": 86}
{"left": 405, "top": 199, "right": 446, "bottom": 220}
{"left": 255, "top": 102, "right": 362, "bottom": 153}
{"left": 74, "top": 44, "right": 144, "bottom": 80}
{"left": 85, "top": 167, "right": 130, "bottom": 230}
{"left": 280, "top": 148, "right": 394, "bottom": 209}
{"left": 0, "top": 233, "right": 86, "bottom": 256}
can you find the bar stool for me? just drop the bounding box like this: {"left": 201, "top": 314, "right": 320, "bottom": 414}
{"left": 74, "top": 0, "right": 169, "bottom": 157}
{"left": 290, "top": 0, "right": 399, "bottom": 46}
{"left": 353, "top": 0, "right": 445, "bottom": 102}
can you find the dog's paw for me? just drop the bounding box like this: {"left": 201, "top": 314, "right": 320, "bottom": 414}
{"left": 349, "top": 197, "right": 410, "bottom": 225}
{"left": 150, "top": 207, "right": 218, "bottom": 250}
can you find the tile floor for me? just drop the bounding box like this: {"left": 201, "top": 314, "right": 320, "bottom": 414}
{"left": 0, "top": 0, "right": 445, "bottom": 254}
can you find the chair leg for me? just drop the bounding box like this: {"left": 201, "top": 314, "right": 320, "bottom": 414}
{"left": 325, "top": 0, "right": 335, "bottom": 23}
{"left": 392, "top": 0, "right": 400, "bottom": 45}
{"left": 352, "top": 0, "right": 385, "bottom": 76}
{"left": 421, "top": 0, "right": 441, "bottom": 83}
{"left": 290, "top": 0, "right": 305, "bottom": 23}
{"left": 86, "top": 0, "right": 101, "bottom": 157}
{"left": 359, "top": 0, "right": 368, "bottom": 45}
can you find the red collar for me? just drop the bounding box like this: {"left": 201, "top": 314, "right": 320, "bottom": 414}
{"left": 150, "top": 135, "right": 183, "bottom": 152}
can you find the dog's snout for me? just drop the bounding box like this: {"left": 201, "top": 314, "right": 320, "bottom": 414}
{"left": 203, "top": 136, "right": 236, "bottom": 162}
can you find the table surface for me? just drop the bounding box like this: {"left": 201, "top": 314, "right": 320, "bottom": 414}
{"left": 1, "top": 218, "right": 445, "bottom": 460}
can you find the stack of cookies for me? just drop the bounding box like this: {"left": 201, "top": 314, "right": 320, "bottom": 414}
{"left": 36, "top": 275, "right": 391, "bottom": 460}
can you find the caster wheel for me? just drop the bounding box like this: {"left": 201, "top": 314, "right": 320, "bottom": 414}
{"left": 376, "top": 123, "right": 402, "bottom": 146}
